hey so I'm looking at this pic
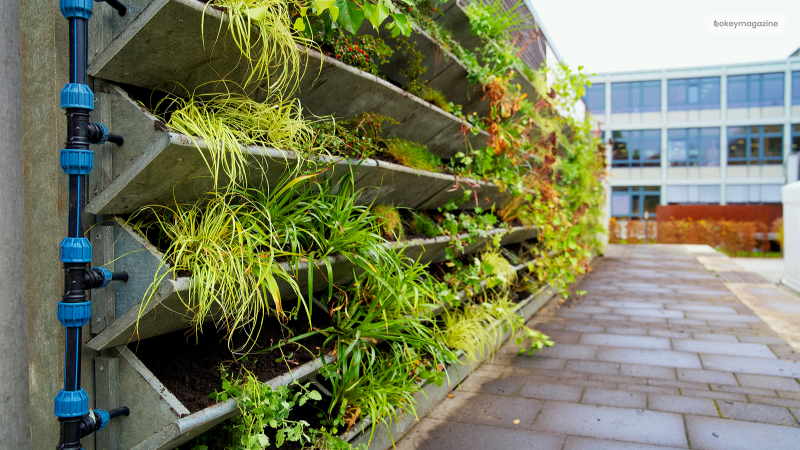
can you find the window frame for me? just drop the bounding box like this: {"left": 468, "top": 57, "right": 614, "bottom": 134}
{"left": 611, "top": 129, "right": 662, "bottom": 168}
{"left": 667, "top": 77, "right": 721, "bottom": 111}
{"left": 727, "top": 73, "right": 785, "bottom": 108}
{"left": 583, "top": 83, "right": 605, "bottom": 115}
{"left": 611, "top": 81, "right": 661, "bottom": 114}
{"left": 727, "top": 125, "right": 784, "bottom": 166}
{"left": 611, "top": 186, "right": 661, "bottom": 219}
{"left": 792, "top": 124, "right": 800, "bottom": 154}
{"left": 667, "top": 127, "right": 721, "bottom": 167}
{"left": 793, "top": 72, "right": 800, "bottom": 105}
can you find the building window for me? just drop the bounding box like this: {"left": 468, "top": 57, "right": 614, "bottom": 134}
{"left": 728, "top": 125, "right": 783, "bottom": 166}
{"left": 793, "top": 72, "right": 799, "bottom": 105}
{"left": 667, "top": 128, "right": 720, "bottom": 167}
{"left": 667, "top": 77, "right": 720, "bottom": 110}
{"left": 611, "top": 81, "right": 661, "bottom": 113}
{"left": 727, "top": 73, "right": 784, "bottom": 108}
{"left": 793, "top": 124, "right": 800, "bottom": 153}
{"left": 726, "top": 184, "right": 783, "bottom": 204}
{"left": 583, "top": 83, "right": 605, "bottom": 115}
{"left": 611, "top": 186, "right": 661, "bottom": 218}
{"left": 667, "top": 185, "right": 721, "bottom": 204}
{"left": 611, "top": 130, "right": 661, "bottom": 168}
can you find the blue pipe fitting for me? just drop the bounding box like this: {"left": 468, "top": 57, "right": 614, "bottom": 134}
{"left": 60, "top": 149, "right": 94, "bottom": 175}
{"left": 93, "top": 409, "right": 111, "bottom": 431}
{"left": 54, "top": 388, "right": 89, "bottom": 418}
{"left": 57, "top": 301, "right": 91, "bottom": 328}
{"left": 93, "top": 123, "right": 109, "bottom": 144}
{"left": 60, "top": 0, "right": 93, "bottom": 19}
{"left": 60, "top": 83, "right": 94, "bottom": 110}
{"left": 92, "top": 267, "right": 113, "bottom": 288}
{"left": 59, "top": 237, "right": 92, "bottom": 263}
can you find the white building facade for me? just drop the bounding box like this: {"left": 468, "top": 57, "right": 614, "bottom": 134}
{"left": 587, "top": 56, "right": 800, "bottom": 219}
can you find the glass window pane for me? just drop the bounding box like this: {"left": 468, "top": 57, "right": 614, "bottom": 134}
{"left": 642, "top": 81, "right": 661, "bottom": 112}
{"left": 631, "top": 82, "right": 642, "bottom": 112}
{"left": 644, "top": 195, "right": 659, "bottom": 214}
{"left": 631, "top": 195, "right": 641, "bottom": 215}
{"left": 763, "top": 125, "right": 782, "bottom": 134}
{"left": 611, "top": 194, "right": 630, "bottom": 216}
{"left": 794, "top": 135, "right": 800, "bottom": 152}
{"left": 700, "top": 78, "right": 720, "bottom": 108}
{"left": 729, "top": 126, "right": 747, "bottom": 135}
{"left": 611, "top": 83, "right": 630, "bottom": 113}
{"left": 793, "top": 72, "right": 800, "bottom": 105}
{"left": 643, "top": 186, "right": 660, "bottom": 192}
{"left": 668, "top": 79, "right": 686, "bottom": 110}
{"left": 794, "top": 124, "right": 800, "bottom": 132}
{"left": 749, "top": 137, "right": 760, "bottom": 158}
{"left": 584, "top": 84, "right": 605, "bottom": 114}
{"left": 764, "top": 136, "right": 782, "bottom": 158}
{"left": 688, "top": 85, "right": 699, "bottom": 104}
{"left": 728, "top": 137, "right": 746, "bottom": 159}
{"left": 700, "top": 128, "right": 720, "bottom": 166}
{"left": 748, "top": 76, "right": 761, "bottom": 106}
{"left": 727, "top": 76, "right": 747, "bottom": 108}
{"left": 762, "top": 73, "right": 784, "bottom": 106}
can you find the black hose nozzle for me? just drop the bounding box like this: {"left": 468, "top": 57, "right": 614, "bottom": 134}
{"left": 108, "top": 406, "right": 130, "bottom": 419}
{"left": 107, "top": 134, "right": 124, "bottom": 146}
{"left": 100, "top": 0, "right": 127, "bottom": 16}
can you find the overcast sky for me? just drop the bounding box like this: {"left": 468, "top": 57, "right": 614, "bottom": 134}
{"left": 533, "top": 0, "right": 800, "bottom": 75}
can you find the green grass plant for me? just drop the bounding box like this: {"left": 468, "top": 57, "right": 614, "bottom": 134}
{"left": 372, "top": 205, "right": 403, "bottom": 240}
{"left": 409, "top": 212, "right": 438, "bottom": 238}
{"left": 382, "top": 139, "right": 442, "bottom": 172}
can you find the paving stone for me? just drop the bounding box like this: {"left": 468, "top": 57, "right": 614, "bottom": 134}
{"left": 593, "top": 314, "right": 634, "bottom": 322}
{"left": 578, "top": 333, "right": 671, "bottom": 350}
{"left": 458, "top": 375, "right": 523, "bottom": 396}
{"left": 558, "top": 311, "right": 593, "bottom": 319}
{"left": 691, "top": 333, "right": 740, "bottom": 342}
{"left": 581, "top": 388, "right": 646, "bottom": 408}
{"left": 612, "top": 308, "right": 684, "bottom": 319}
{"left": 566, "top": 324, "right": 606, "bottom": 333}
{"left": 717, "top": 400, "right": 798, "bottom": 426}
{"left": 710, "top": 384, "right": 777, "bottom": 397}
{"left": 605, "top": 327, "right": 648, "bottom": 335}
{"left": 620, "top": 364, "right": 676, "bottom": 380}
{"left": 667, "top": 318, "right": 708, "bottom": 326}
{"left": 538, "top": 330, "right": 580, "bottom": 344}
{"left": 531, "top": 401, "right": 688, "bottom": 448}
{"left": 598, "top": 301, "right": 664, "bottom": 309}
{"left": 672, "top": 339, "right": 777, "bottom": 359}
{"left": 511, "top": 356, "right": 566, "bottom": 370}
{"left": 677, "top": 369, "right": 738, "bottom": 385}
{"left": 684, "top": 312, "right": 762, "bottom": 323}
{"left": 737, "top": 335, "right": 789, "bottom": 345}
{"left": 628, "top": 316, "right": 669, "bottom": 324}
{"left": 701, "top": 355, "right": 800, "bottom": 378}
{"left": 665, "top": 304, "right": 738, "bottom": 314}
{"left": 426, "top": 391, "right": 543, "bottom": 428}
{"left": 561, "top": 436, "right": 687, "bottom": 450}
{"left": 563, "top": 378, "right": 618, "bottom": 389}
{"left": 564, "top": 360, "right": 620, "bottom": 375}
{"left": 649, "top": 379, "right": 711, "bottom": 390}
{"left": 569, "top": 306, "right": 613, "bottom": 314}
{"left": 679, "top": 389, "right": 747, "bottom": 402}
{"left": 596, "top": 348, "right": 702, "bottom": 369}
{"left": 647, "top": 394, "right": 719, "bottom": 416}
{"left": 538, "top": 344, "right": 599, "bottom": 360}
{"left": 618, "top": 384, "right": 680, "bottom": 395}
{"left": 518, "top": 382, "right": 584, "bottom": 402}
{"left": 529, "top": 368, "right": 590, "bottom": 380}
{"left": 648, "top": 330, "right": 692, "bottom": 338}
{"left": 735, "top": 373, "right": 800, "bottom": 392}
{"left": 778, "top": 391, "right": 800, "bottom": 400}
{"left": 538, "top": 323, "right": 565, "bottom": 331}
{"left": 747, "top": 395, "right": 800, "bottom": 408}
{"left": 395, "top": 418, "right": 565, "bottom": 450}
{"left": 769, "top": 346, "right": 800, "bottom": 360}
{"left": 706, "top": 320, "right": 751, "bottom": 329}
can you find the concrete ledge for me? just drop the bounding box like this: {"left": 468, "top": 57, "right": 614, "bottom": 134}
{"left": 87, "top": 0, "right": 486, "bottom": 158}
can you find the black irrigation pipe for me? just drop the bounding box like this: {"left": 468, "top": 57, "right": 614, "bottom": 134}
{"left": 55, "top": 0, "right": 129, "bottom": 448}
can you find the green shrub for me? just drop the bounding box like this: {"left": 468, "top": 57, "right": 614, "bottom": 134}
{"left": 382, "top": 139, "right": 442, "bottom": 172}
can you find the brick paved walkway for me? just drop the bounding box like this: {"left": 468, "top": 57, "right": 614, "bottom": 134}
{"left": 397, "top": 244, "right": 800, "bottom": 450}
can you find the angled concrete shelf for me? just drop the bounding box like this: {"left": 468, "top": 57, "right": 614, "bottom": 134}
{"left": 88, "top": 84, "right": 506, "bottom": 214}
{"left": 87, "top": 0, "right": 486, "bottom": 158}
{"left": 109, "top": 345, "right": 332, "bottom": 450}
{"left": 87, "top": 221, "right": 535, "bottom": 351}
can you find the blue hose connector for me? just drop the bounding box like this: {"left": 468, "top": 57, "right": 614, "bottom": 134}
{"left": 57, "top": 301, "right": 91, "bottom": 328}
{"left": 93, "top": 409, "right": 111, "bottom": 431}
{"left": 59, "top": 237, "right": 92, "bottom": 263}
{"left": 54, "top": 388, "right": 89, "bottom": 418}
{"left": 92, "top": 267, "right": 113, "bottom": 288}
{"left": 93, "top": 123, "right": 110, "bottom": 144}
{"left": 60, "top": 83, "right": 94, "bottom": 110}
{"left": 59, "top": 0, "right": 93, "bottom": 19}
{"left": 60, "top": 149, "right": 94, "bottom": 175}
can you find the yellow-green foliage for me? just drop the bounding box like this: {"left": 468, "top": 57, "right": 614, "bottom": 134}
{"left": 420, "top": 87, "right": 449, "bottom": 111}
{"left": 382, "top": 139, "right": 442, "bottom": 172}
{"left": 372, "top": 204, "right": 403, "bottom": 240}
{"left": 481, "top": 251, "right": 516, "bottom": 289}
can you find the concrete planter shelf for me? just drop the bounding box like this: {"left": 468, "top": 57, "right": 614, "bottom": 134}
{"left": 86, "top": 221, "right": 536, "bottom": 351}
{"left": 87, "top": 0, "right": 486, "bottom": 158}
{"left": 101, "top": 345, "right": 332, "bottom": 450}
{"left": 88, "top": 84, "right": 507, "bottom": 214}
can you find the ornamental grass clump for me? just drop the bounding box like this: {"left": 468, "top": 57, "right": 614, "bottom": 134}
{"left": 409, "top": 211, "right": 438, "bottom": 238}
{"left": 372, "top": 204, "right": 403, "bottom": 240}
{"left": 382, "top": 139, "right": 442, "bottom": 172}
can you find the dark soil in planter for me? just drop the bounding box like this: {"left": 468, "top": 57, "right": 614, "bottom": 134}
{"left": 131, "top": 312, "right": 335, "bottom": 413}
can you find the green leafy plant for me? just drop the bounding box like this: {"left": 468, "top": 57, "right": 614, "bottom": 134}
{"left": 329, "top": 32, "right": 394, "bottom": 76}
{"left": 382, "top": 139, "right": 442, "bottom": 172}
{"left": 211, "top": 368, "right": 322, "bottom": 449}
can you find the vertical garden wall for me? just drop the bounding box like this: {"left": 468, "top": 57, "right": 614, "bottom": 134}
{"left": 19, "top": 0, "right": 607, "bottom": 448}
